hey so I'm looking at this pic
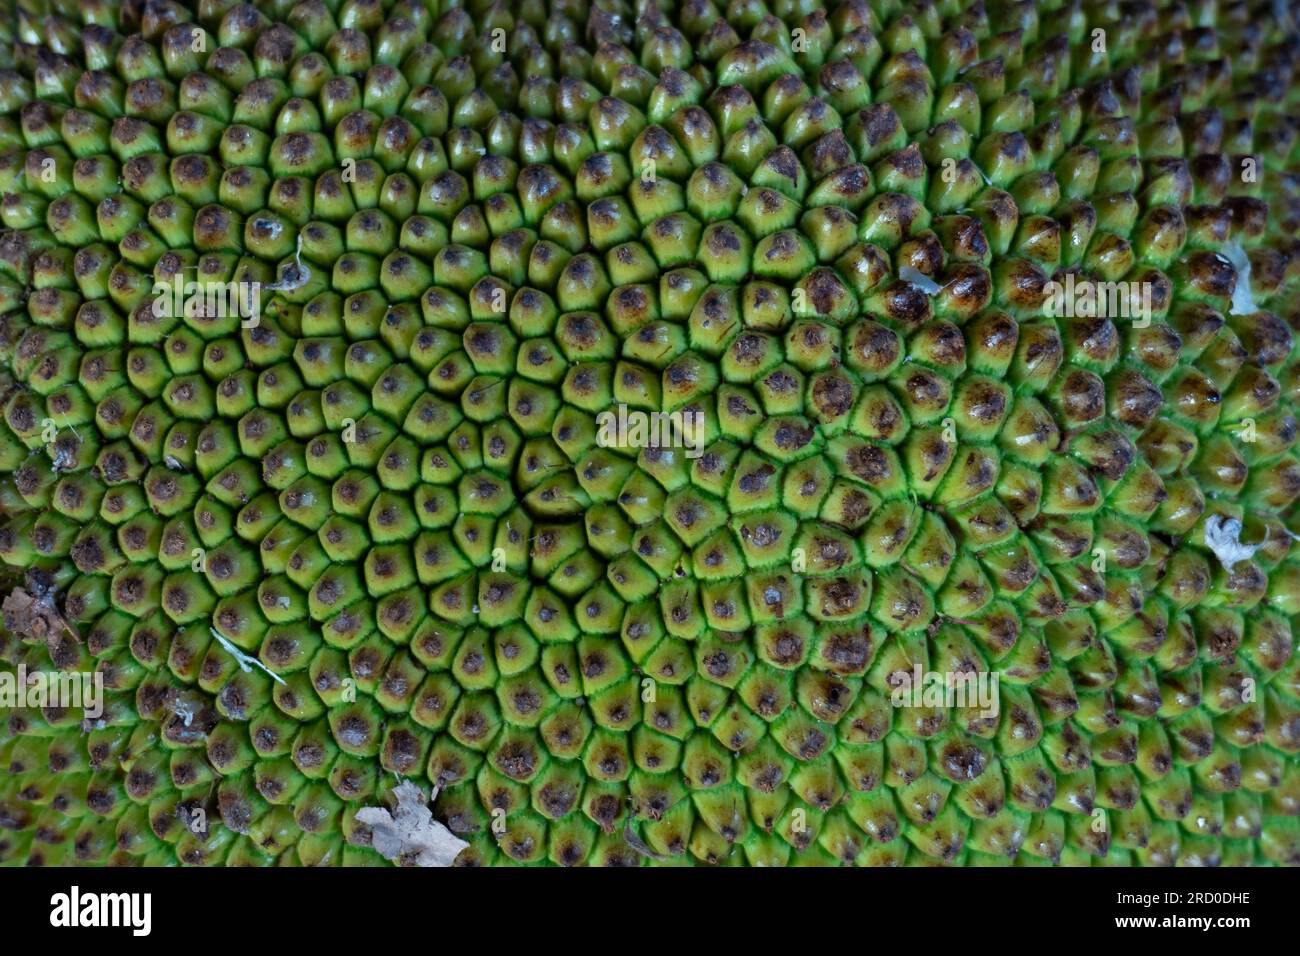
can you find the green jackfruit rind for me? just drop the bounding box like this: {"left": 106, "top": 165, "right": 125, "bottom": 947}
{"left": 0, "top": 0, "right": 1299, "bottom": 869}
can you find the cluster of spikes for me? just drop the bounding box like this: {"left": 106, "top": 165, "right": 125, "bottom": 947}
{"left": 0, "top": 0, "right": 1299, "bottom": 867}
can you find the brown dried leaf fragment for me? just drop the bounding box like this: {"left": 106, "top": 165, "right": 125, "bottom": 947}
{"left": 2, "top": 572, "right": 80, "bottom": 650}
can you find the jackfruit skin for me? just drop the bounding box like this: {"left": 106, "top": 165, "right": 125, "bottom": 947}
{"left": 0, "top": 0, "right": 1298, "bottom": 869}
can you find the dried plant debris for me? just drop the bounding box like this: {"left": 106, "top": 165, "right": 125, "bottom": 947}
{"left": 1204, "top": 513, "right": 1267, "bottom": 571}
{"left": 209, "top": 628, "right": 286, "bottom": 686}
{"left": 1, "top": 571, "right": 79, "bottom": 649}
{"left": 899, "top": 265, "right": 944, "bottom": 295}
{"left": 1220, "top": 240, "right": 1259, "bottom": 316}
{"left": 355, "top": 781, "right": 468, "bottom": 868}
{"left": 623, "top": 822, "right": 666, "bottom": 861}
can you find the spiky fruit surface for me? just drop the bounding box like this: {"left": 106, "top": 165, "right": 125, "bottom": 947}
{"left": 0, "top": 0, "right": 1299, "bottom": 869}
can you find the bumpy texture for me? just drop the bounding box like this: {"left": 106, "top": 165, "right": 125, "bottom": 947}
{"left": 0, "top": 0, "right": 1299, "bottom": 868}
